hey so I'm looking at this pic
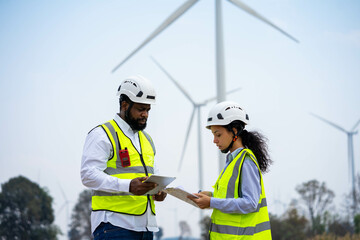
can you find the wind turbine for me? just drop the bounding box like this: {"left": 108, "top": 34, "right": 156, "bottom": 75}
{"left": 151, "top": 56, "right": 240, "bottom": 212}
{"left": 111, "top": 0, "right": 298, "bottom": 170}
{"left": 310, "top": 113, "right": 360, "bottom": 212}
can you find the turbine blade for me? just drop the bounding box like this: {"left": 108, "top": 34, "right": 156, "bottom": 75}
{"left": 202, "top": 87, "right": 241, "bottom": 104}
{"left": 310, "top": 113, "right": 347, "bottom": 133}
{"left": 151, "top": 56, "right": 196, "bottom": 105}
{"left": 112, "top": 0, "right": 199, "bottom": 73}
{"left": 57, "top": 202, "right": 67, "bottom": 215}
{"left": 227, "top": 0, "right": 299, "bottom": 43}
{"left": 351, "top": 119, "right": 360, "bottom": 132}
{"left": 58, "top": 182, "right": 68, "bottom": 201}
{"left": 178, "top": 108, "right": 196, "bottom": 172}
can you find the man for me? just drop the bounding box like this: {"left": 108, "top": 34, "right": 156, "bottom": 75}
{"left": 81, "top": 75, "right": 166, "bottom": 240}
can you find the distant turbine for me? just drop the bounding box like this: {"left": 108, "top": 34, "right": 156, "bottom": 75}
{"left": 58, "top": 183, "right": 71, "bottom": 238}
{"left": 111, "top": 0, "right": 298, "bottom": 171}
{"left": 310, "top": 113, "right": 360, "bottom": 211}
{"left": 151, "top": 56, "right": 240, "bottom": 206}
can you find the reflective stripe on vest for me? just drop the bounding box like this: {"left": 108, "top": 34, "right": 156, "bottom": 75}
{"left": 91, "top": 119, "right": 156, "bottom": 216}
{"left": 210, "top": 149, "right": 272, "bottom": 240}
{"left": 211, "top": 221, "right": 271, "bottom": 235}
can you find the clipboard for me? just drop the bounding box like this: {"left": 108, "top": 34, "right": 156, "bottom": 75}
{"left": 164, "top": 187, "right": 200, "bottom": 208}
{"left": 143, "top": 175, "right": 176, "bottom": 195}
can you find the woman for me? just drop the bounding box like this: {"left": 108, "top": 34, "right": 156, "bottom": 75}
{"left": 190, "top": 101, "right": 272, "bottom": 239}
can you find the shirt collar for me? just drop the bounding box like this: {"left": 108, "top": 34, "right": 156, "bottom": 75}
{"left": 226, "top": 147, "right": 244, "bottom": 165}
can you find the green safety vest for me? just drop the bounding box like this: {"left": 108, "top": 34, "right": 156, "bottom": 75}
{"left": 91, "top": 119, "right": 156, "bottom": 215}
{"left": 210, "top": 149, "right": 272, "bottom": 239}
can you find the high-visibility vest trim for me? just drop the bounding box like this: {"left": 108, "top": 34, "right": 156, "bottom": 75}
{"left": 225, "top": 150, "right": 247, "bottom": 198}
{"left": 211, "top": 220, "right": 271, "bottom": 235}
{"left": 92, "top": 198, "right": 150, "bottom": 216}
{"left": 93, "top": 191, "right": 133, "bottom": 196}
{"left": 91, "top": 119, "right": 156, "bottom": 216}
{"left": 255, "top": 198, "right": 267, "bottom": 212}
{"left": 104, "top": 166, "right": 154, "bottom": 175}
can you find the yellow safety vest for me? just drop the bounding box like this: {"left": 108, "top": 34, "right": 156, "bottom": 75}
{"left": 91, "top": 119, "right": 156, "bottom": 215}
{"left": 210, "top": 149, "right": 272, "bottom": 239}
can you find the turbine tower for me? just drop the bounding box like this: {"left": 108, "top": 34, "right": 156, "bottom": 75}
{"left": 152, "top": 56, "right": 240, "bottom": 218}
{"left": 311, "top": 113, "right": 360, "bottom": 211}
{"left": 112, "top": 0, "right": 298, "bottom": 170}
{"left": 58, "top": 183, "right": 71, "bottom": 238}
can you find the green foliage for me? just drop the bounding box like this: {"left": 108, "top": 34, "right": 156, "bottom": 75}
{"left": 342, "top": 174, "right": 360, "bottom": 223}
{"left": 296, "top": 179, "right": 335, "bottom": 236}
{"left": 355, "top": 214, "right": 360, "bottom": 234}
{"left": 199, "top": 215, "right": 211, "bottom": 240}
{"left": 327, "top": 218, "right": 352, "bottom": 236}
{"left": 68, "top": 189, "right": 92, "bottom": 240}
{"left": 270, "top": 207, "right": 308, "bottom": 240}
{"left": 0, "top": 175, "right": 60, "bottom": 239}
{"left": 310, "top": 215, "right": 325, "bottom": 236}
{"left": 309, "top": 233, "right": 360, "bottom": 240}
{"left": 270, "top": 178, "right": 360, "bottom": 238}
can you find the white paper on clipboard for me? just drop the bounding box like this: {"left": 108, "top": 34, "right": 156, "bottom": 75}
{"left": 164, "top": 186, "right": 200, "bottom": 208}
{"left": 143, "top": 175, "right": 176, "bottom": 195}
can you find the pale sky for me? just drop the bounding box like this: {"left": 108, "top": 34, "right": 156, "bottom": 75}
{"left": 0, "top": 0, "right": 359, "bottom": 238}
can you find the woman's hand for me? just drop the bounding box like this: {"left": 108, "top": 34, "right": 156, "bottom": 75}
{"left": 188, "top": 193, "right": 211, "bottom": 209}
{"left": 198, "top": 191, "right": 212, "bottom": 197}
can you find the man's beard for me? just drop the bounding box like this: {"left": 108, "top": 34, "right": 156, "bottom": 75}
{"left": 126, "top": 113, "right": 147, "bottom": 131}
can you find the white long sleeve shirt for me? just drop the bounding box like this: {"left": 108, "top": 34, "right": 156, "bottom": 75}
{"left": 81, "top": 114, "right": 159, "bottom": 233}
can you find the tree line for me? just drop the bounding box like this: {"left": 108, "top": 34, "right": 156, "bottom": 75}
{"left": 269, "top": 177, "right": 360, "bottom": 239}
{"left": 0, "top": 175, "right": 359, "bottom": 239}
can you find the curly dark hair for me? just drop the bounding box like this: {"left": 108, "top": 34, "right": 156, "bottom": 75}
{"left": 226, "top": 120, "right": 272, "bottom": 173}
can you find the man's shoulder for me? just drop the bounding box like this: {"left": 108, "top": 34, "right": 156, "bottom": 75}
{"left": 88, "top": 125, "right": 101, "bottom": 134}
{"left": 88, "top": 119, "right": 113, "bottom": 135}
{"left": 88, "top": 125, "right": 108, "bottom": 139}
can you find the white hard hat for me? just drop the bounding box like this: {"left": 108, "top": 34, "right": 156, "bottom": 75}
{"left": 116, "top": 75, "right": 156, "bottom": 105}
{"left": 206, "top": 101, "right": 249, "bottom": 129}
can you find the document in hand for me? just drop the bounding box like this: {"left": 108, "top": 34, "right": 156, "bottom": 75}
{"left": 143, "top": 175, "right": 176, "bottom": 195}
{"left": 164, "top": 186, "right": 199, "bottom": 208}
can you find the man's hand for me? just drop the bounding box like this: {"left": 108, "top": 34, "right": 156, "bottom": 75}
{"left": 153, "top": 191, "right": 167, "bottom": 201}
{"left": 129, "top": 177, "right": 157, "bottom": 195}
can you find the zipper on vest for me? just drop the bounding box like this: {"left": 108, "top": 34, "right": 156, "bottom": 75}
{"left": 137, "top": 133, "right": 149, "bottom": 177}
{"left": 116, "top": 132, "right": 122, "bottom": 149}
{"left": 139, "top": 153, "right": 153, "bottom": 214}
{"left": 139, "top": 154, "right": 148, "bottom": 176}
{"left": 137, "top": 137, "right": 153, "bottom": 214}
